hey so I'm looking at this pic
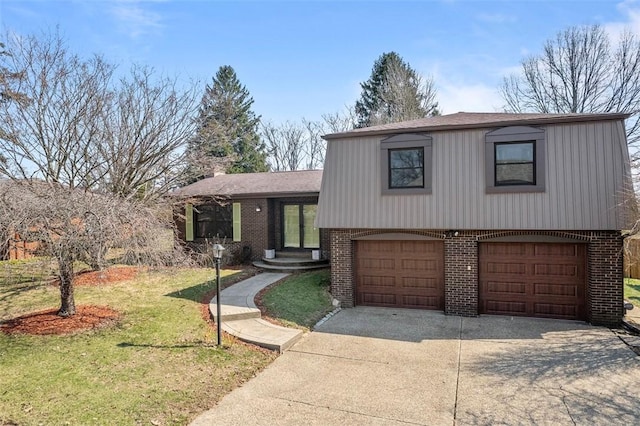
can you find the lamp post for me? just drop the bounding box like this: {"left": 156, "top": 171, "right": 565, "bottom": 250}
{"left": 212, "top": 243, "right": 225, "bottom": 347}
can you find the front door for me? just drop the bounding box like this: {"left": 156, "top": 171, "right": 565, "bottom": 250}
{"left": 283, "top": 204, "right": 319, "bottom": 249}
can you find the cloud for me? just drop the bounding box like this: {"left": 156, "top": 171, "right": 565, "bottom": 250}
{"left": 109, "top": 0, "right": 164, "bottom": 39}
{"left": 437, "top": 81, "right": 505, "bottom": 113}
{"left": 604, "top": 0, "right": 640, "bottom": 41}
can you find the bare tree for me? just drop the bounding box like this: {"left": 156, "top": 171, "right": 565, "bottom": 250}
{"left": 262, "top": 109, "right": 358, "bottom": 171}
{"left": 261, "top": 121, "right": 305, "bottom": 171}
{"left": 355, "top": 52, "right": 439, "bottom": 128}
{"left": 0, "top": 181, "right": 184, "bottom": 316}
{"left": 98, "top": 65, "right": 199, "bottom": 200}
{"left": 321, "top": 108, "right": 357, "bottom": 133}
{"left": 369, "top": 59, "right": 439, "bottom": 126}
{"left": 502, "top": 25, "right": 640, "bottom": 149}
{"left": 0, "top": 31, "right": 194, "bottom": 316}
{"left": 302, "top": 119, "right": 325, "bottom": 170}
{"left": 0, "top": 32, "right": 113, "bottom": 187}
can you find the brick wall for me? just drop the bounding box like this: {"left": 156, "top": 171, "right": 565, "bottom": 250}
{"left": 236, "top": 198, "right": 269, "bottom": 261}
{"left": 587, "top": 231, "right": 624, "bottom": 326}
{"left": 330, "top": 229, "right": 355, "bottom": 307}
{"left": 444, "top": 233, "right": 478, "bottom": 316}
{"left": 329, "top": 228, "right": 624, "bottom": 325}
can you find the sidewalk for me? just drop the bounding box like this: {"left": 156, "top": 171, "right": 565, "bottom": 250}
{"left": 210, "top": 272, "right": 304, "bottom": 353}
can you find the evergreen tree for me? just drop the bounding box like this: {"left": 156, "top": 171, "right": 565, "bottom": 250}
{"left": 186, "top": 66, "right": 268, "bottom": 180}
{"left": 355, "top": 52, "right": 439, "bottom": 128}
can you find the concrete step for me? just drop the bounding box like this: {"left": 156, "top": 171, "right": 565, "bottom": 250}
{"left": 208, "top": 272, "right": 305, "bottom": 353}
{"left": 252, "top": 260, "right": 330, "bottom": 272}
{"left": 210, "top": 303, "right": 261, "bottom": 322}
{"left": 221, "top": 318, "right": 303, "bottom": 353}
{"left": 261, "top": 256, "right": 329, "bottom": 267}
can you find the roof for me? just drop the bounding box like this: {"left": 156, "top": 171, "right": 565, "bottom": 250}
{"left": 323, "top": 112, "right": 630, "bottom": 140}
{"left": 173, "top": 170, "right": 323, "bottom": 198}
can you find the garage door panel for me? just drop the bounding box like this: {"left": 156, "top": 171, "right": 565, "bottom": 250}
{"left": 484, "top": 244, "right": 528, "bottom": 256}
{"left": 356, "top": 240, "right": 444, "bottom": 310}
{"left": 485, "top": 281, "right": 527, "bottom": 295}
{"left": 533, "top": 283, "right": 580, "bottom": 297}
{"left": 359, "top": 241, "right": 394, "bottom": 254}
{"left": 403, "top": 295, "right": 438, "bottom": 308}
{"left": 401, "top": 277, "right": 439, "bottom": 289}
{"left": 485, "top": 262, "right": 527, "bottom": 275}
{"left": 486, "top": 300, "right": 527, "bottom": 315}
{"left": 360, "top": 275, "right": 396, "bottom": 288}
{"left": 533, "top": 244, "right": 579, "bottom": 257}
{"left": 399, "top": 240, "right": 437, "bottom": 253}
{"left": 401, "top": 258, "right": 437, "bottom": 272}
{"left": 480, "top": 242, "right": 586, "bottom": 320}
{"left": 533, "top": 303, "right": 578, "bottom": 319}
{"left": 359, "top": 258, "right": 395, "bottom": 270}
{"left": 361, "top": 292, "right": 396, "bottom": 306}
{"left": 534, "top": 264, "right": 579, "bottom": 277}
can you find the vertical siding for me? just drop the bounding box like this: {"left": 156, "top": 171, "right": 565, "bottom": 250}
{"left": 316, "top": 120, "right": 632, "bottom": 230}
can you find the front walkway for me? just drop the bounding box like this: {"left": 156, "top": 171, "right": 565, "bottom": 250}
{"left": 210, "top": 272, "right": 303, "bottom": 352}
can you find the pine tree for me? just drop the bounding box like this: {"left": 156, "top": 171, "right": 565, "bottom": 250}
{"left": 186, "top": 66, "right": 268, "bottom": 180}
{"left": 355, "top": 52, "right": 439, "bottom": 128}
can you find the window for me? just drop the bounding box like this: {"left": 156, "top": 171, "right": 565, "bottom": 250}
{"left": 485, "top": 126, "right": 545, "bottom": 193}
{"left": 380, "top": 133, "right": 432, "bottom": 195}
{"left": 495, "top": 142, "right": 535, "bottom": 186}
{"left": 194, "top": 203, "right": 232, "bottom": 239}
{"left": 389, "top": 148, "right": 424, "bottom": 188}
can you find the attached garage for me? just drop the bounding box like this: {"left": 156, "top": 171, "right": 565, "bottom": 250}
{"left": 479, "top": 242, "right": 587, "bottom": 320}
{"left": 355, "top": 239, "right": 444, "bottom": 310}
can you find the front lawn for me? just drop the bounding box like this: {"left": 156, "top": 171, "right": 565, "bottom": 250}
{"left": 260, "top": 270, "right": 333, "bottom": 329}
{"left": 625, "top": 277, "right": 640, "bottom": 307}
{"left": 0, "top": 260, "right": 276, "bottom": 425}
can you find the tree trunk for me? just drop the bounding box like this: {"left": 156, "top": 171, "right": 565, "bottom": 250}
{"left": 57, "top": 256, "right": 76, "bottom": 317}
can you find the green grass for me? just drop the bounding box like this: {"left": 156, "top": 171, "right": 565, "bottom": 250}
{"left": 625, "top": 278, "right": 640, "bottom": 307}
{"left": 0, "top": 260, "right": 276, "bottom": 425}
{"left": 260, "top": 270, "right": 333, "bottom": 329}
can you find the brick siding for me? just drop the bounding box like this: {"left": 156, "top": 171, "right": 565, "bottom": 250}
{"left": 444, "top": 232, "right": 478, "bottom": 316}
{"left": 587, "top": 231, "right": 624, "bottom": 326}
{"left": 329, "top": 229, "right": 624, "bottom": 325}
{"left": 175, "top": 196, "right": 329, "bottom": 265}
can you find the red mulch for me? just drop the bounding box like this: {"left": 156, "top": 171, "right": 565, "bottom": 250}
{"left": 1, "top": 266, "right": 136, "bottom": 336}
{"left": 0, "top": 305, "right": 120, "bottom": 336}
{"left": 65, "top": 266, "right": 142, "bottom": 287}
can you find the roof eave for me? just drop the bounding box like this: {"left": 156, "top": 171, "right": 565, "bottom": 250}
{"left": 171, "top": 191, "right": 320, "bottom": 199}
{"left": 322, "top": 113, "right": 631, "bottom": 140}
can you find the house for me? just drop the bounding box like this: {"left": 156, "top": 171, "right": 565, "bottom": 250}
{"left": 316, "top": 112, "right": 634, "bottom": 326}
{"left": 0, "top": 179, "right": 42, "bottom": 261}
{"left": 173, "top": 170, "right": 328, "bottom": 263}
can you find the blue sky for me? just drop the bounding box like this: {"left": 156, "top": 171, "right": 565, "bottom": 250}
{"left": 1, "top": 0, "right": 639, "bottom": 123}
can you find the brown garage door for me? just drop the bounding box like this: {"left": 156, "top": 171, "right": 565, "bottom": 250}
{"left": 355, "top": 240, "right": 444, "bottom": 310}
{"left": 479, "top": 242, "right": 586, "bottom": 320}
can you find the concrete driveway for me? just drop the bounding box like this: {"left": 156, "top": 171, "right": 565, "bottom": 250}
{"left": 191, "top": 307, "right": 640, "bottom": 425}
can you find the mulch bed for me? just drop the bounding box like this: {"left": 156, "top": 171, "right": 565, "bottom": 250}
{"left": 1, "top": 266, "right": 138, "bottom": 336}
{"left": 0, "top": 305, "right": 120, "bottom": 336}
{"left": 52, "top": 265, "right": 142, "bottom": 287}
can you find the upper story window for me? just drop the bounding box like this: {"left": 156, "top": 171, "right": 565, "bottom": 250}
{"left": 495, "top": 141, "right": 535, "bottom": 186}
{"left": 485, "top": 126, "right": 545, "bottom": 193}
{"left": 389, "top": 147, "right": 424, "bottom": 188}
{"left": 381, "top": 134, "right": 432, "bottom": 195}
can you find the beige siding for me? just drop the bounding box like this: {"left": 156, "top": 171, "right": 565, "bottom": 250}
{"left": 316, "top": 120, "right": 632, "bottom": 230}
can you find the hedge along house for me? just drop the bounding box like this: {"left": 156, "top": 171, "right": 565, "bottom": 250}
{"left": 173, "top": 170, "right": 328, "bottom": 263}
{"left": 316, "top": 112, "right": 634, "bottom": 326}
